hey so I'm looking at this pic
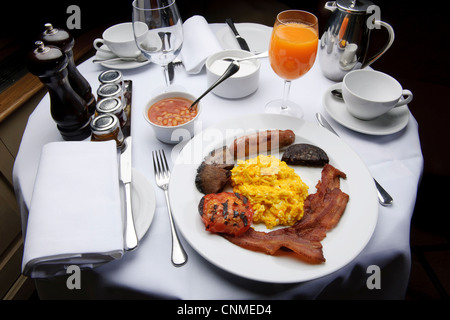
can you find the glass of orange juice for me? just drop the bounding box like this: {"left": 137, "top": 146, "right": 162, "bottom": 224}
{"left": 266, "top": 10, "right": 319, "bottom": 118}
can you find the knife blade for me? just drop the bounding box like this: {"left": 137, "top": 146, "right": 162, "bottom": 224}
{"left": 315, "top": 113, "right": 394, "bottom": 206}
{"left": 225, "top": 18, "right": 250, "bottom": 51}
{"left": 120, "top": 136, "right": 138, "bottom": 250}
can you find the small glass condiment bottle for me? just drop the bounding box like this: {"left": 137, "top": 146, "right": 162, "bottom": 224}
{"left": 96, "top": 97, "right": 128, "bottom": 129}
{"left": 98, "top": 70, "right": 125, "bottom": 92}
{"left": 97, "top": 83, "right": 125, "bottom": 106}
{"left": 90, "top": 114, "right": 124, "bottom": 149}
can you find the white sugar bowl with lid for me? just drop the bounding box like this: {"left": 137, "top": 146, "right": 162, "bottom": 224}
{"left": 206, "top": 49, "right": 261, "bottom": 99}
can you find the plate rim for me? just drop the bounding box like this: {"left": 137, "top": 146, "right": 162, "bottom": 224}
{"left": 120, "top": 169, "right": 155, "bottom": 242}
{"left": 216, "top": 22, "right": 272, "bottom": 53}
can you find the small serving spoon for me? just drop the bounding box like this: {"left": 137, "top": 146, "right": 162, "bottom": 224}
{"left": 222, "top": 51, "right": 268, "bottom": 63}
{"left": 93, "top": 55, "right": 148, "bottom": 64}
{"left": 189, "top": 61, "right": 240, "bottom": 110}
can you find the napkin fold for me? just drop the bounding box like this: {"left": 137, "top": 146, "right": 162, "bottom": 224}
{"left": 180, "top": 15, "right": 223, "bottom": 74}
{"left": 22, "top": 141, "right": 124, "bottom": 278}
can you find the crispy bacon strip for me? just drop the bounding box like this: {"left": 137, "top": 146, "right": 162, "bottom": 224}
{"left": 223, "top": 164, "right": 349, "bottom": 264}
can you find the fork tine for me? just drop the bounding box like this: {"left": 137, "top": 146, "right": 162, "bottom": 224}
{"left": 160, "top": 150, "right": 170, "bottom": 175}
{"left": 153, "top": 150, "right": 162, "bottom": 178}
{"left": 158, "top": 150, "right": 165, "bottom": 176}
{"left": 152, "top": 151, "right": 159, "bottom": 177}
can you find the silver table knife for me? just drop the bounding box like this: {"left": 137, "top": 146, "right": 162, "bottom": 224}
{"left": 315, "top": 113, "right": 394, "bottom": 206}
{"left": 225, "top": 18, "right": 250, "bottom": 51}
{"left": 120, "top": 136, "right": 139, "bottom": 250}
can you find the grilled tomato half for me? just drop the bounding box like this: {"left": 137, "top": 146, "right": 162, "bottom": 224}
{"left": 198, "top": 192, "right": 254, "bottom": 236}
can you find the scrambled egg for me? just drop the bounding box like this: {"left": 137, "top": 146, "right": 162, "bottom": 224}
{"left": 231, "top": 155, "right": 309, "bottom": 229}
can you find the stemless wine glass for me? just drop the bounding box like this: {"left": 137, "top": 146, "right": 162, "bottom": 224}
{"left": 132, "top": 0, "right": 183, "bottom": 92}
{"left": 265, "top": 10, "right": 319, "bottom": 118}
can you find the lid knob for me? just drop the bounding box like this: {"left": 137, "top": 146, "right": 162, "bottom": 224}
{"left": 35, "top": 41, "right": 48, "bottom": 53}
{"left": 44, "top": 23, "right": 58, "bottom": 35}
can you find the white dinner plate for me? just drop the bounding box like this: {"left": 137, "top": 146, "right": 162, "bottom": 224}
{"left": 120, "top": 169, "right": 156, "bottom": 242}
{"left": 323, "top": 83, "right": 410, "bottom": 135}
{"left": 169, "top": 114, "right": 378, "bottom": 283}
{"left": 216, "top": 23, "right": 272, "bottom": 53}
{"left": 94, "top": 46, "right": 151, "bottom": 70}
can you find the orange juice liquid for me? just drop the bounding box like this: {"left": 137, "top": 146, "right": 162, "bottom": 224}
{"left": 269, "top": 22, "right": 318, "bottom": 80}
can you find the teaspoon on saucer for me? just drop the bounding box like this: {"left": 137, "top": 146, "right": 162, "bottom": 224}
{"left": 331, "top": 89, "right": 343, "bottom": 100}
{"left": 93, "top": 55, "right": 148, "bottom": 64}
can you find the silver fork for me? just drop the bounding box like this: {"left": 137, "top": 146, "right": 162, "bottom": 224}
{"left": 152, "top": 150, "right": 188, "bottom": 266}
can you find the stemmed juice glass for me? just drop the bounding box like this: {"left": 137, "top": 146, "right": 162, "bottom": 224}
{"left": 265, "top": 10, "right": 319, "bottom": 118}
{"left": 132, "top": 0, "right": 183, "bottom": 92}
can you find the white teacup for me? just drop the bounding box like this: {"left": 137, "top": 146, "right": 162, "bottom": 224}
{"left": 93, "top": 22, "right": 141, "bottom": 58}
{"left": 342, "top": 70, "right": 413, "bottom": 121}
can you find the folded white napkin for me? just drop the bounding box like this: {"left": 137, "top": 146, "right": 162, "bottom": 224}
{"left": 22, "top": 141, "right": 124, "bottom": 278}
{"left": 180, "top": 15, "right": 223, "bottom": 74}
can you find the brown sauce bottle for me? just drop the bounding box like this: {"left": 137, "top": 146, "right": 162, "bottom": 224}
{"left": 39, "top": 23, "right": 96, "bottom": 116}
{"left": 28, "top": 41, "right": 91, "bottom": 141}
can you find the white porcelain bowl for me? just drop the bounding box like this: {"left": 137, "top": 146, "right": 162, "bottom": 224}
{"left": 143, "top": 91, "right": 201, "bottom": 144}
{"left": 206, "top": 49, "right": 261, "bottom": 99}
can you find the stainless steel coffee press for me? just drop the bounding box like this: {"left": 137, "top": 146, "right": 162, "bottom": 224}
{"left": 319, "top": 0, "right": 395, "bottom": 81}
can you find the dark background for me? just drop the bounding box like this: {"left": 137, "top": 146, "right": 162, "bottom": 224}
{"left": 1, "top": 0, "right": 449, "bottom": 298}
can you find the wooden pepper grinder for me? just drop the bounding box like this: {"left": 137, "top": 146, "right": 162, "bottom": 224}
{"left": 39, "top": 23, "right": 96, "bottom": 116}
{"left": 28, "top": 41, "right": 91, "bottom": 141}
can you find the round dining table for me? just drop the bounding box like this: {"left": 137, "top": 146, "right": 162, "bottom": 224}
{"left": 13, "top": 22, "right": 423, "bottom": 300}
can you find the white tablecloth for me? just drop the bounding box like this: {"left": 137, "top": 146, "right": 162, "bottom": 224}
{"left": 13, "top": 24, "right": 423, "bottom": 300}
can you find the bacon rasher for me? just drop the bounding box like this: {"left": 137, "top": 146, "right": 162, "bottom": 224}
{"left": 223, "top": 164, "right": 349, "bottom": 264}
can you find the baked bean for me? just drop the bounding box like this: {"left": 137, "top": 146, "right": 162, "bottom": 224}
{"left": 148, "top": 97, "right": 198, "bottom": 127}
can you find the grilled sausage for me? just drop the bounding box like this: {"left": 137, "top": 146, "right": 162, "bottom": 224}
{"left": 231, "top": 129, "right": 295, "bottom": 159}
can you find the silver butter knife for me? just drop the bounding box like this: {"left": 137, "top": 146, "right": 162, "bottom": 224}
{"left": 225, "top": 18, "right": 250, "bottom": 51}
{"left": 315, "top": 113, "right": 394, "bottom": 206}
{"left": 120, "top": 136, "right": 139, "bottom": 250}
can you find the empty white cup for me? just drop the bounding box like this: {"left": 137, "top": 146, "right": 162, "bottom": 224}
{"left": 342, "top": 70, "right": 413, "bottom": 120}
{"left": 93, "top": 22, "right": 141, "bottom": 58}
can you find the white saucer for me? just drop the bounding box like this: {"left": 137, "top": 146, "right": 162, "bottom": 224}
{"left": 216, "top": 23, "right": 272, "bottom": 53}
{"left": 94, "top": 46, "right": 151, "bottom": 70}
{"left": 120, "top": 169, "right": 156, "bottom": 242}
{"left": 323, "top": 83, "right": 410, "bottom": 135}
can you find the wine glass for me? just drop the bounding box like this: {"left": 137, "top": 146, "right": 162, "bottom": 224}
{"left": 265, "top": 10, "right": 319, "bottom": 118}
{"left": 132, "top": 0, "right": 183, "bottom": 92}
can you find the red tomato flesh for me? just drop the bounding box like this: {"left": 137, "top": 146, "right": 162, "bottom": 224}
{"left": 198, "top": 192, "right": 254, "bottom": 236}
